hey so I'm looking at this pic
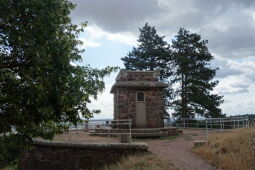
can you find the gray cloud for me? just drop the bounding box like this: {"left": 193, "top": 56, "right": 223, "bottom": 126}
{"left": 71, "top": 0, "right": 255, "bottom": 59}
{"left": 205, "top": 26, "right": 255, "bottom": 58}
{"left": 216, "top": 68, "right": 243, "bottom": 79}
{"left": 248, "top": 74, "right": 255, "bottom": 82}
{"left": 70, "top": 0, "right": 255, "bottom": 115}
{"left": 219, "top": 83, "right": 249, "bottom": 94}
{"left": 71, "top": 0, "right": 163, "bottom": 33}
{"left": 223, "top": 87, "right": 249, "bottom": 94}
{"left": 232, "top": 84, "right": 249, "bottom": 89}
{"left": 156, "top": 0, "right": 255, "bottom": 59}
{"left": 211, "top": 58, "right": 243, "bottom": 78}
{"left": 226, "top": 88, "right": 249, "bottom": 94}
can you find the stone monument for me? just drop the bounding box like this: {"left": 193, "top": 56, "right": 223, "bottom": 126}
{"left": 110, "top": 69, "right": 168, "bottom": 128}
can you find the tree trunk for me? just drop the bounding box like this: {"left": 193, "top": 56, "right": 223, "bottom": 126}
{"left": 180, "top": 73, "right": 188, "bottom": 118}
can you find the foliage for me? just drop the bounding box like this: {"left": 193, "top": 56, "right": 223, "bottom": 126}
{"left": 121, "top": 24, "right": 223, "bottom": 118}
{"left": 121, "top": 23, "right": 171, "bottom": 76}
{"left": 171, "top": 28, "right": 224, "bottom": 118}
{"left": 121, "top": 23, "right": 173, "bottom": 112}
{"left": 0, "top": 0, "right": 117, "bottom": 166}
{"left": 0, "top": 134, "right": 31, "bottom": 169}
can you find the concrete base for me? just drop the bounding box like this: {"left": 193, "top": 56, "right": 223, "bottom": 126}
{"left": 194, "top": 140, "right": 207, "bottom": 147}
{"left": 91, "top": 127, "right": 181, "bottom": 138}
{"left": 119, "top": 134, "right": 131, "bottom": 143}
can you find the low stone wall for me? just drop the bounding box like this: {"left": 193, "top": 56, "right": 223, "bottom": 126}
{"left": 21, "top": 139, "right": 148, "bottom": 170}
{"left": 160, "top": 127, "right": 182, "bottom": 136}
{"left": 92, "top": 127, "right": 182, "bottom": 138}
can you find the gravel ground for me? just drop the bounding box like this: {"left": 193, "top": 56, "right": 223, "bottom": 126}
{"left": 145, "top": 129, "right": 218, "bottom": 170}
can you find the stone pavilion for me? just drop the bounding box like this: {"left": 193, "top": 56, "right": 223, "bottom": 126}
{"left": 110, "top": 69, "right": 168, "bottom": 128}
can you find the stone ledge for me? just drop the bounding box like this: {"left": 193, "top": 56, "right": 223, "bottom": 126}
{"left": 32, "top": 139, "right": 148, "bottom": 150}
{"left": 194, "top": 140, "right": 207, "bottom": 147}
{"left": 21, "top": 139, "right": 149, "bottom": 170}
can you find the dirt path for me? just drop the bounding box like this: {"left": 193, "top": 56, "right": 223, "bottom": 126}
{"left": 144, "top": 129, "right": 218, "bottom": 170}
{"left": 54, "top": 129, "right": 217, "bottom": 169}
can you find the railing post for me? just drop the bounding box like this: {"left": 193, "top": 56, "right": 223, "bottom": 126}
{"left": 76, "top": 125, "right": 78, "bottom": 137}
{"left": 107, "top": 120, "right": 109, "bottom": 143}
{"left": 129, "top": 119, "right": 132, "bottom": 143}
{"left": 210, "top": 118, "right": 212, "bottom": 129}
{"left": 220, "top": 118, "right": 223, "bottom": 131}
{"left": 206, "top": 119, "right": 208, "bottom": 140}
{"left": 84, "top": 120, "right": 89, "bottom": 132}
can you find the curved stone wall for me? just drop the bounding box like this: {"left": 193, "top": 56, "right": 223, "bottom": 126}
{"left": 21, "top": 139, "right": 148, "bottom": 170}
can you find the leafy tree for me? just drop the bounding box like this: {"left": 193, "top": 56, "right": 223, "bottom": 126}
{"left": 0, "top": 0, "right": 116, "bottom": 166}
{"left": 121, "top": 23, "right": 173, "bottom": 114}
{"left": 171, "top": 28, "right": 224, "bottom": 118}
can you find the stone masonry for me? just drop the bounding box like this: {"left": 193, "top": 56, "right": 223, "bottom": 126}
{"left": 21, "top": 139, "right": 148, "bottom": 170}
{"left": 110, "top": 70, "right": 168, "bottom": 128}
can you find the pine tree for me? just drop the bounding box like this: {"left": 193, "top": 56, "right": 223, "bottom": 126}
{"left": 171, "top": 28, "right": 224, "bottom": 118}
{"left": 121, "top": 23, "right": 172, "bottom": 79}
{"left": 121, "top": 23, "right": 173, "bottom": 115}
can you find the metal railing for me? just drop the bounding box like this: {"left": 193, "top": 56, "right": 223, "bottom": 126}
{"left": 165, "top": 116, "right": 249, "bottom": 130}
{"left": 63, "top": 117, "right": 250, "bottom": 142}
{"left": 65, "top": 119, "right": 132, "bottom": 143}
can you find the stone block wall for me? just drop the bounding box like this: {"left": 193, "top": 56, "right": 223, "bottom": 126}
{"left": 114, "top": 87, "right": 164, "bottom": 128}
{"left": 118, "top": 71, "right": 158, "bottom": 81}
{"left": 21, "top": 140, "right": 148, "bottom": 170}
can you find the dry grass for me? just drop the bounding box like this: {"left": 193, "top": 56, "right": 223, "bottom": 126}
{"left": 193, "top": 126, "right": 255, "bottom": 170}
{"left": 103, "top": 153, "right": 179, "bottom": 170}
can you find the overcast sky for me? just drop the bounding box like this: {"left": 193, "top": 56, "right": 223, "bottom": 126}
{"left": 70, "top": 0, "right": 255, "bottom": 118}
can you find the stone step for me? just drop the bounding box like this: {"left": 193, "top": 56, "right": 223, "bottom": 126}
{"left": 90, "top": 132, "right": 166, "bottom": 138}
{"left": 132, "top": 128, "right": 161, "bottom": 133}
{"left": 92, "top": 128, "right": 161, "bottom": 133}
{"left": 132, "top": 132, "right": 165, "bottom": 138}
{"left": 90, "top": 127, "right": 179, "bottom": 138}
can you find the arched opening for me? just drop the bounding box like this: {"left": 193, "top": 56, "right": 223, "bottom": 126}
{"left": 136, "top": 92, "right": 145, "bottom": 102}
{"left": 136, "top": 91, "right": 146, "bottom": 128}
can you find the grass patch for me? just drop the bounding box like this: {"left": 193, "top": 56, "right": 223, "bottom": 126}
{"left": 193, "top": 126, "right": 255, "bottom": 170}
{"left": 103, "top": 153, "right": 179, "bottom": 170}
